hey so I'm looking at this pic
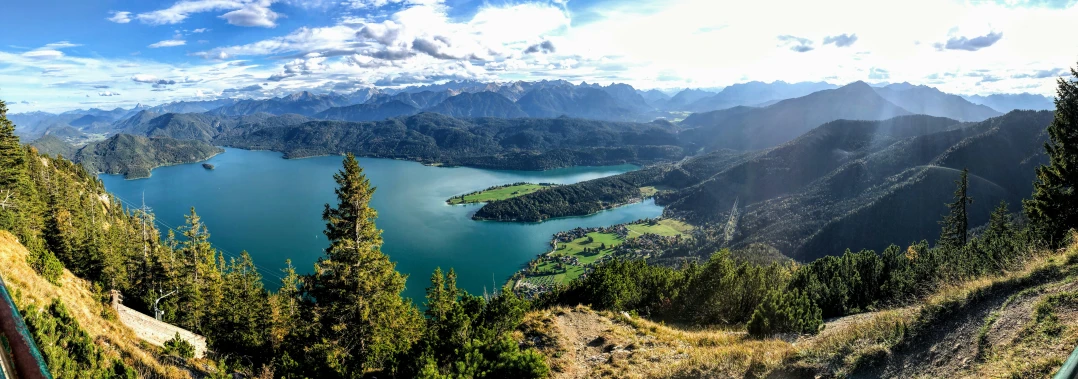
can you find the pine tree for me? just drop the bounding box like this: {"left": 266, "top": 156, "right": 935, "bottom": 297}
{"left": 0, "top": 100, "right": 24, "bottom": 192}
{"left": 304, "top": 153, "right": 421, "bottom": 376}
{"left": 212, "top": 252, "right": 269, "bottom": 360}
{"left": 1025, "top": 65, "right": 1078, "bottom": 246}
{"left": 0, "top": 99, "right": 33, "bottom": 232}
{"left": 177, "top": 207, "right": 221, "bottom": 332}
{"left": 939, "top": 168, "right": 972, "bottom": 249}
{"left": 984, "top": 201, "right": 1011, "bottom": 243}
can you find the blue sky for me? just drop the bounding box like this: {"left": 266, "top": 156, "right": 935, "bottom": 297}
{"left": 1, "top": 0, "right": 1076, "bottom": 112}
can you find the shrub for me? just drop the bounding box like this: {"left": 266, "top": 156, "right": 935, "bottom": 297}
{"left": 164, "top": 332, "right": 195, "bottom": 359}
{"left": 27, "top": 247, "right": 64, "bottom": 285}
{"left": 747, "top": 289, "right": 822, "bottom": 338}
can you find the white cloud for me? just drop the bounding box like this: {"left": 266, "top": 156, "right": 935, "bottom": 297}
{"left": 44, "top": 41, "right": 80, "bottom": 49}
{"left": 133, "top": 0, "right": 279, "bottom": 27}
{"left": 148, "top": 39, "right": 187, "bottom": 48}
{"left": 192, "top": 28, "right": 210, "bottom": 33}
{"left": 98, "top": 91, "right": 121, "bottom": 96}
{"left": 220, "top": 0, "right": 281, "bottom": 27}
{"left": 22, "top": 49, "right": 63, "bottom": 60}
{"left": 107, "top": 11, "right": 132, "bottom": 23}
{"left": 131, "top": 74, "right": 160, "bottom": 83}
{"left": 6, "top": 0, "right": 1078, "bottom": 113}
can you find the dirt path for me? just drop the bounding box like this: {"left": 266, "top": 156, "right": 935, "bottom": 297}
{"left": 854, "top": 277, "right": 1078, "bottom": 378}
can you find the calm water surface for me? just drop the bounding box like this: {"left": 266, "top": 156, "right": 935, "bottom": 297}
{"left": 99, "top": 148, "right": 663, "bottom": 301}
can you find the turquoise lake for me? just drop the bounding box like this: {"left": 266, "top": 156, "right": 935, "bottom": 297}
{"left": 99, "top": 148, "right": 663, "bottom": 302}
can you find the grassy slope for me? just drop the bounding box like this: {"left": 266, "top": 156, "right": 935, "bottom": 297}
{"left": 625, "top": 219, "right": 693, "bottom": 238}
{"left": 520, "top": 240, "right": 1078, "bottom": 378}
{"left": 0, "top": 231, "right": 187, "bottom": 378}
{"left": 447, "top": 183, "right": 550, "bottom": 205}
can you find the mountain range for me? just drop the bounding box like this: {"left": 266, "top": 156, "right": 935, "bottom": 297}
{"left": 12, "top": 78, "right": 1052, "bottom": 145}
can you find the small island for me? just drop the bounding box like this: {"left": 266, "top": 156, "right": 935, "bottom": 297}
{"left": 202, "top": 163, "right": 215, "bottom": 170}
{"left": 446, "top": 182, "right": 557, "bottom": 205}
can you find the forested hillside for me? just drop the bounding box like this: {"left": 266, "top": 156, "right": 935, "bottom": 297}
{"left": 478, "top": 111, "right": 1052, "bottom": 261}
{"left": 31, "top": 133, "right": 222, "bottom": 179}
{"left": 214, "top": 113, "right": 687, "bottom": 169}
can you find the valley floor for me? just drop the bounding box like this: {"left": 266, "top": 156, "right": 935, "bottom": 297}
{"left": 519, "top": 240, "right": 1078, "bottom": 378}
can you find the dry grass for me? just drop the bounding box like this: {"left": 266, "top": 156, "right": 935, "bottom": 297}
{"left": 0, "top": 231, "right": 188, "bottom": 378}
{"left": 524, "top": 241, "right": 1078, "bottom": 378}
{"left": 521, "top": 305, "right": 794, "bottom": 378}
{"left": 796, "top": 307, "right": 917, "bottom": 376}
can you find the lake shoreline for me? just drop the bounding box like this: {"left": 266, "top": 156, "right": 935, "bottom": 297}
{"left": 99, "top": 148, "right": 663, "bottom": 301}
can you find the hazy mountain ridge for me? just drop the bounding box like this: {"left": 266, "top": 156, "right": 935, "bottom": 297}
{"left": 963, "top": 93, "right": 1055, "bottom": 112}
{"left": 684, "top": 81, "right": 838, "bottom": 112}
{"left": 680, "top": 81, "right": 914, "bottom": 150}
{"left": 873, "top": 83, "right": 1001, "bottom": 121}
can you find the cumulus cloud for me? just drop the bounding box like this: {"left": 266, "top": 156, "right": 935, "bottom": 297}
{"left": 220, "top": 1, "right": 280, "bottom": 28}
{"left": 268, "top": 56, "right": 329, "bottom": 81}
{"left": 131, "top": 74, "right": 159, "bottom": 83}
{"left": 524, "top": 40, "right": 555, "bottom": 54}
{"left": 107, "top": 11, "right": 132, "bottom": 23}
{"left": 22, "top": 50, "right": 63, "bottom": 60}
{"left": 935, "top": 31, "right": 1003, "bottom": 51}
{"left": 777, "top": 35, "right": 814, "bottom": 52}
{"left": 823, "top": 33, "right": 858, "bottom": 47}
{"left": 152, "top": 79, "right": 178, "bottom": 88}
{"left": 411, "top": 35, "right": 479, "bottom": 60}
{"left": 98, "top": 91, "right": 121, "bottom": 96}
{"left": 149, "top": 39, "right": 187, "bottom": 48}
{"left": 192, "top": 28, "right": 210, "bottom": 33}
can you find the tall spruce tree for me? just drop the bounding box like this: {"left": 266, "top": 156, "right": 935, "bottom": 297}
{"left": 0, "top": 100, "right": 31, "bottom": 230}
{"left": 1025, "top": 65, "right": 1078, "bottom": 245}
{"left": 939, "top": 168, "right": 972, "bottom": 249}
{"left": 304, "top": 153, "right": 421, "bottom": 376}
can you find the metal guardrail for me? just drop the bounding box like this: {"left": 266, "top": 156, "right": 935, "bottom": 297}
{"left": 1055, "top": 345, "right": 1078, "bottom": 379}
{"left": 0, "top": 274, "right": 51, "bottom": 379}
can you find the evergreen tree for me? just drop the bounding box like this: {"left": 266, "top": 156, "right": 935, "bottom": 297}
{"left": 303, "top": 153, "right": 421, "bottom": 376}
{"left": 211, "top": 252, "right": 270, "bottom": 361}
{"left": 176, "top": 208, "right": 222, "bottom": 332}
{"left": 0, "top": 99, "right": 24, "bottom": 194}
{"left": 984, "top": 201, "right": 1012, "bottom": 244}
{"left": 939, "top": 168, "right": 972, "bottom": 249}
{"left": 1025, "top": 65, "right": 1078, "bottom": 245}
{"left": 0, "top": 99, "right": 37, "bottom": 236}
